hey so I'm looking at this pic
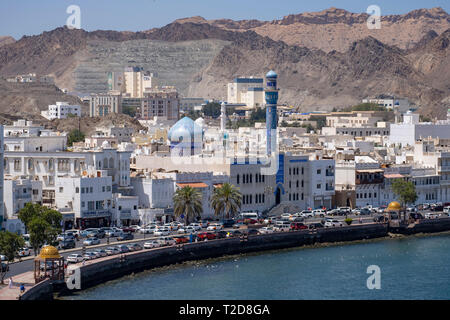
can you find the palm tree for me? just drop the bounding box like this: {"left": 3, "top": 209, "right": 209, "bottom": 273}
{"left": 211, "top": 183, "right": 242, "bottom": 220}
{"left": 173, "top": 186, "right": 203, "bottom": 225}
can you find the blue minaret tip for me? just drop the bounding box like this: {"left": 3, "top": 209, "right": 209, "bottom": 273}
{"left": 266, "top": 70, "right": 277, "bottom": 78}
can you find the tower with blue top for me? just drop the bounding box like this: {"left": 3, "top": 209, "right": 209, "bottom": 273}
{"left": 265, "top": 70, "right": 279, "bottom": 155}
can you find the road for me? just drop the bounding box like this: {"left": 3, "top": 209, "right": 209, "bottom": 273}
{"left": 6, "top": 211, "right": 446, "bottom": 277}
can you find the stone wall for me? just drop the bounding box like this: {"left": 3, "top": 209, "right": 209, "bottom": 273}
{"left": 19, "top": 279, "right": 53, "bottom": 301}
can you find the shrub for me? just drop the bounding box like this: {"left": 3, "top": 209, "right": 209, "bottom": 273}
{"left": 344, "top": 218, "right": 353, "bottom": 225}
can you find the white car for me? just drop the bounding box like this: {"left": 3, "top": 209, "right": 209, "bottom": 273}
{"left": 443, "top": 206, "right": 450, "bottom": 214}
{"left": 207, "top": 223, "right": 223, "bottom": 231}
{"left": 258, "top": 227, "right": 275, "bottom": 234}
{"left": 83, "top": 237, "right": 100, "bottom": 246}
{"left": 324, "top": 219, "right": 343, "bottom": 227}
{"left": 139, "top": 226, "right": 156, "bottom": 234}
{"left": 185, "top": 226, "right": 197, "bottom": 234}
{"left": 154, "top": 228, "right": 170, "bottom": 236}
{"left": 280, "top": 213, "right": 292, "bottom": 220}
{"left": 312, "top": 209, "right": 326, "bottom": 218}
{"left": 425, "top": 212, "right": 440, "bottom": 219}
{"left": 144, "top": 241, "right": 160, "bottom": 249}
{"left": 157, "top": 237, "right": 176, "bottom": 246}
{"left": 273, "top": 221, "right": 291, "bottom": 232}
{"left": 300, "top": 210, "right": 314, "bottom": 218}
{"left": 18, "top": 248, "right": 31, "bottom": 257}
{"left": 105, "top": 228, "right": 122, "bottom": 237}
{"left": 67, "top": 254, "right": 83, "bottom": 263}
{"left": 83, "top": 252, "right": 97, "bottom": 260}
{"left": 189, "top": 223, "right": 202, "bottom": 231}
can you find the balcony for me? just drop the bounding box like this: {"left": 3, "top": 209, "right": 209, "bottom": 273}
{"left": 355, "top": 178, "right": 384, "bottom": 185}
{"left": 81, "top": 209, "right": 111, "bottom": 218}
{"left": 325, "top": 170, "right": 334, "bottom": 177}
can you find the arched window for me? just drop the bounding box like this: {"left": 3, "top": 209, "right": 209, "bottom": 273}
{"left": 103, "top": 158, "right": 108, "bottom": 169}
{"left": 109, "top": 157, "right": 114, "bottom": 168}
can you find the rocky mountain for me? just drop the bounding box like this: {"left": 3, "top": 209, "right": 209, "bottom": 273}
{"left": 0, "top": 7, "right": 449, "bottom": 119}
{"left": 0, "top": 36, "right": 15, "bottom": 47}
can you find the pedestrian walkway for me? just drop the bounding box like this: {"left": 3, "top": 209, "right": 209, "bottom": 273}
{"left": 0, "top": 271, "right": 34, "bottom": 300}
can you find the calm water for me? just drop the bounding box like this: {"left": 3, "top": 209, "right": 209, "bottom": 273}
{"left": 65, "top": 234, "right": 450, "bottom": 300}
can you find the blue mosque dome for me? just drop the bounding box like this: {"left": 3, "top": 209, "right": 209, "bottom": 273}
{"left": 266, "top": 70, "right": 277, "bottom": 78}
{"left": 168, "top": 116, "right": 203, "bottom": 142}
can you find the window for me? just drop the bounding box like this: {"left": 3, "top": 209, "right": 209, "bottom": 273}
{"left": 107, "top": 186, "right": 111, "bottom": 192}
{"left": 81, "top": 202, "right": 85, "bottom": 208}
{"left": 317, "top": 184, "right": 321, "bottom": 189}
{"left": 76, "top": 187, "right": 79, "bottom": 193}
{"left": 102, "top": 186, "right": 106, "bottom": 192}
{"left": 81, "top": 187, "right": 85, "bottom": 194}
{"left": 90, "top": 187, "right": 93, "bottom": 193}
{"left": 33, "top": 189, "right": 38, "bottom": 195}
{"left": 59, "top": 187, "right": 64, "bottom": 193}
{"left": 317, "top": 169, "right": 321, "bottom": 175}
{"left": 88, "top": 201, "right": 95, "bottom": 210}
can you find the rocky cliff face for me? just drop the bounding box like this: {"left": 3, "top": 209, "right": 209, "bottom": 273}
{"left": 0, "top": 8, "right": 449, "bottom": 119}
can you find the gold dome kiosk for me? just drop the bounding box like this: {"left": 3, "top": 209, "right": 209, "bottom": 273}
{"left": 34, "top": 246, "right": 65, "bottom": 284}
{"left": 386, "top": 201, "right": 402, "bottom": 226}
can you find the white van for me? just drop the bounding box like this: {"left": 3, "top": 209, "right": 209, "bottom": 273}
{"left": 273, "top": 221, "right": 291, "bottom": 232}
{"left": 443, "top": 206, "right": 450, "bottom": 215}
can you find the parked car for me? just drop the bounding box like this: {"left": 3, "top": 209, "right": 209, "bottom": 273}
{"left": 144, "top": 241, "right": 160, "bottom": 249}
{"left": 308, "top": 222, "right": 324, "bottom": 229}
{"left": 221, "top": 219, "right": 235, "bottom": 228}
{"left": 430, "top": 203, "right": 444, "bottom": 212}
{"left": 196, "top": 232, "right": 216, "bottom": 241}
{"left": 139, "top": 226, "right": 156, "bottom": 234}
{"left": 300, "top": 210, "right": 314, "bottom": 218}
{"left": 338, "top": 207, "right": 352, "bottom": 215}
{"left": 273, "top": 221, "right": 291, "bottom": 232}
{"left": 290, "top": 222, "right": 308, "bottom": 230}
{"left": 324, "top": 219, "right": 343, "bottom": 227}
{"left": 58, "top": 239, "right": 76, "bottom": 250}
{"left": 93, "top": 249, "right": 108, "bottom": 257}
{"left": 359, "top": 208, "right": 372, "bottom": 215}
{"left": 154, "top": 227, "right": 170, "bottom": 236}
{"left": 425, "top": 212, "right": 440, "bottom": 219}
{"left": 67, "top": 254, "right": 83, "bottom": 263}
{"left": 157, "top": 236, "right": 176, "bottom": 246}
{"left": 207, "top": 223, "right": 223, "bottom": 231}
{"left": 129, "top": 243, "right": 143, "bottom": 251}
{"left": 105, "top": 247, "right": 120, "bottom": 255}
{"left": 373, "top": 214, "right": 387, "bottom": 223}
{"left": 83, "top": 252, "right": 97, "bottom": 260}
{"left": 258, "top": 227, "right": 275, "bottom": 234}
{"left": 443, "top": 206, "right": 450, "bottom": 214}
{"left": 233, "top": 222, "right": 245, "bottom": 229}
{"left": 410, "top": 212, "right": 424, "bottom": 220}
{"left": 18, "top": 248, "right": 31, "bottom": 257}
{"left": 117, "top": 245, "right": 129, "bottom": 253}
{"left": 105, "top": 227, "right": 122, "bottom": 237}
{"left": 189, "top": 223, "right": 202, "bottom": 231}
{"left": 231, "top": 230, "right": 242, "bottom": 236}
{"left": 312, "top": 209, "right": 326, "bottom": 218}
{"left": 247, "top": 229, "right": 259, "bottom": 235}
{"left": 117, "top": 232, "right": 134, "bottom": 241}
{"left": 327, "top": 209, "right": 340, "bottom": 216}
{"left": 121, "top": 226, "right": 138, "bottom": 233}
{"left": 83, "top": 237, "right": 100, "bottom": 246}
{"left": 174, "top": 236, "right": 190, "bottom": 243}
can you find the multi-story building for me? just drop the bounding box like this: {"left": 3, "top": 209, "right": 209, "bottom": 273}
{"left": 41, "top": 102, "right": 81, "bottom": 120}
{"left": 0, "top": 125, "right": 4, "bottom": 229}
{"left": 227, "top": 77, "right": 264, "bottom": 108}
{"left": 138, "top": 87, "right": 179, "bottom": 120}
{"left": 89, "top": 92, "right": 122, "bottom": 117}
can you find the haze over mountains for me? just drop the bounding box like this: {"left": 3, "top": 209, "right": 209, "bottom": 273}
{"left": 0, "top": 7, "right": 449, "bottom": 118}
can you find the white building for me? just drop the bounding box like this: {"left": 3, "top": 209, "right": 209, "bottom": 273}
{"left": 389, "top": 111, "right": 450, "bottom": 147}
{"left": 112, "top": 193, "right": 139, "bottom": 226}
{"left": 41, "top": 102, "right": 81, "bottom": 120}
{"left": 227, "top": 77, "right": 264, "bottom": 108}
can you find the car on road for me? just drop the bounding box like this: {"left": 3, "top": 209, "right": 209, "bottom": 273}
{"left": 153, "top": 227, "right": 170, "bottom": 236}
{"left": 128, "top": 243, "right": 143, "bottom": 251}
{"left": 105, "top": 227, "right": 122, "bottom": 237}
{"left": 324, "top": 219, "right": 344, "bottom": 228}
{"left": 196, "top": 232, "right": 216, "bottom": 241}
{"left": 121, "top": 226, "right": 138, "bottom": 233}
{"left": 327, "top": 209, "right": 340, "bottom": 216}
{"left": 247, "top": 229, "right": 258, "bottom": 235}
{"left": 221, "top": 219, "right": 235, "bottom": 228}
{"left": 359, "top": 208, "right": 372, "bottom": 215}
{"left": 117, "top": 232, "right": 134, "bottom": 241}
{"left": 83, "top": 252, "right": 97, "bottom": 260}
{"left": 174, "top": 236, "right": 190, "bottom": 243}
{"left": 233, "top": 222, "right": 245, "bottom": 229}
{"left": 57, "top": 239, "right": 76, "bottom": 250}
{"left": 93, "top": 249, "right": 108, "bottom": 257}
{"left": 207, "top": 223, "right": 223, "bottom": 231}
{"left": 443, "top": 206, "right": 450, "bottom": 214}
{"left": 157, "top": 236, "right": 176, "bottom": 246}
{"left": 144, "top": 241, "right": 161, "bottom": 249}
{"left": 290, "top": 222, "right": 308, "bottom": 230}
{"left": 312, "top": 209, "right": 326, "bottom": 218}
{"left": 83, "top": 237, "right": 100, "bottom": 246}
{"left": 67, "top": 254, "right": 83, "bottom": 263}
{"left": 410, "top": 212, "right": 424, "bottom": 220}
{"left": 258, "top": 227, "right": 275, "bottom": 234}
{"left": 300, "top": 210, "right": 314, "bottom": 218}
{"left": 57, "top": 233, "right": 75, "bottom": 242}
{"left": 425, "top": 212, "right": 440, "bottom": 219}
{"left": 338, "top": 207, "right": 352, "bottom": 215}
{"left": 309, "top": 222, "right": 324, "bottom": 229}
{"left": 105, "top": 247, "right": 120, "bottom": 255}
{"left": 184, "top": 226, "right": 197, "bottom": 234}
{"left": 18, "top": 248, "right": 31, "bottom": 257}
{"left": 273, "top": 221, "right": 291, "bottom": 232}
{"left": 117, "top": 245, "right": 130, "bottom": 253}
{"left": 189, "top": 223, "right": 202, "bottom": 231}
{"left": 138, "top": 226, "right": 156, "bottom": 234}
{"left": 373, "top": 214, "right": 387, "bottom": 223}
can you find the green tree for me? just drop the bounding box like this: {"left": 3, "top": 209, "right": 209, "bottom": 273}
{"left": 203, "top": 102, "right": 221, "bottom": 118}
{"left": 391, "top": 179, "right": 418, "bottom": 208}
{"left": 0, "top": 231, "right": 25, "bottom": 283}
{"left": 173, "top": 186, "right": 203, "bottom": 225}
{"left": 18, "top": 203, "right": 62, "bottom": 254}
{"left": 211, "top": 183, "right": 242, "bottom": 220}
{"left": 67, "top": 129, "right": 85, "bottom": 147}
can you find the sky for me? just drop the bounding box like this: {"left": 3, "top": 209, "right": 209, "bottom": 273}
{"left": 1, "top": 0, "right": 449, "bottom": 40}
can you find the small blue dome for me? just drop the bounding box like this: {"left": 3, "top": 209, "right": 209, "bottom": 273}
{"left": 266, "top": 70, "right": 277, "bottom": 78}
{"left": 168, "top": 117, "right": 203, "bottom": 142}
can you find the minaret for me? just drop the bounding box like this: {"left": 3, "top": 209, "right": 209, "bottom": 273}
{"left": 265, "top": 70, "right": 279, "bottom": 155}
{"left": 220, "top": 101, "right": 226, "bottom": 132}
